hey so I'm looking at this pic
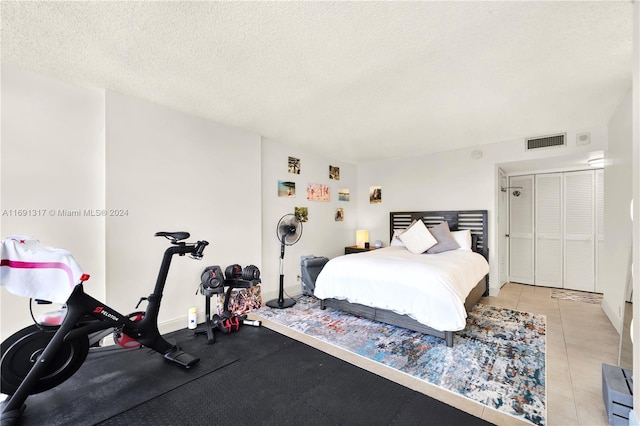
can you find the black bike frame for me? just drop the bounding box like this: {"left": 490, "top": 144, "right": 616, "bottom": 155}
{"left": 65, "top": 243, "right": 202, "bottom": 352}
{"left": 2, "top": 239, "right": 208, "bottom": 418}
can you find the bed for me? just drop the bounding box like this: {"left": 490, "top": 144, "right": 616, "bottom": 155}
{"left": 315, "top": 210, "right": 489, "bottom": 347}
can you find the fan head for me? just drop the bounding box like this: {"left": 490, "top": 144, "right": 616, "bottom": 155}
{"left": 276, "top": 214, "right": 302, "bottom": 246}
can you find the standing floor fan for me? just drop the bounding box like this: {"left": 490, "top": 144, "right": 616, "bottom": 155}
{"left": 266, "top": 214, "right": 303, "bottom": 309}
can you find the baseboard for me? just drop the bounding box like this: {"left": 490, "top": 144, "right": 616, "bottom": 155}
{"left": 260, "top": 285, "right": 300, "bottom": 304}
{"left": 100, "top": 287, "right": 295, "bottom": 347}
{"left": 489, "top": 281, "right": 508, "bottom": 297}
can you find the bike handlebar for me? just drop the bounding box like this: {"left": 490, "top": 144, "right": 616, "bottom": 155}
{"left": 191, "top": 240, "right": 209, "bottom": 259}
{"left": 152, "top": 237, "right": 209, "bottom": 295}
{"left": 164, "top": 240, "right": 209, "bottom": 258}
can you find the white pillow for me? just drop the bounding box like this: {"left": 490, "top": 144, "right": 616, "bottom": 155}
{"left": 451, "top": 229, "right": 472, "bottom": 251}
{"left": 398, "top": 219, "right": 437, "bottom": 254}
{"left": 390, "top": 229, "right": 406, "bottom": 247}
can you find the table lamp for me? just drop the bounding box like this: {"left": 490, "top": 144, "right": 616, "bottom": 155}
{"left": 356, "top": 230, "right": 369, "bottom": 248}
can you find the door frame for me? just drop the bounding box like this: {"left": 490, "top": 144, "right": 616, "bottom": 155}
{"left": 497, "top": 167, "right": 509, "bottom": 288}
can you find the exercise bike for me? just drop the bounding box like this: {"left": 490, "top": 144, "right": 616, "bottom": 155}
{"left": 0, "top": 231, "right": 210, "bottom": 422}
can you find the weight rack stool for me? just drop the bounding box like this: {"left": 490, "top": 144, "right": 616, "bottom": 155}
{"left": 194, "top": 278, "right": 259, "bottom": 344}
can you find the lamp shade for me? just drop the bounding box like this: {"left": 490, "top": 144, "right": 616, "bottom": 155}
{"left": 355, "top": 230, "right": 369, "bottom": 247}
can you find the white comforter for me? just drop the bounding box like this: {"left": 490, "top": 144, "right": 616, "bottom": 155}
{"left": 314, "top": 246, "right": 489, "bottom": 331}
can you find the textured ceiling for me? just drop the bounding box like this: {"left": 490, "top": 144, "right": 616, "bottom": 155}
{"left": 0, "top": 1, "right": 633, "bottom": 164}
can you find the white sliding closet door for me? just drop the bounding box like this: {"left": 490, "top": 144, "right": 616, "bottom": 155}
{"left": 535, "top": 174, "right": 563, "bottom": 287}
{"left": 595, "top": 169, "right": 604, "bottom": 293}
{"left": 564, "top": 170, "right": 595, "bottom": 292}
{"left": 509, "top": 175, "right": 534, "bottom": 284}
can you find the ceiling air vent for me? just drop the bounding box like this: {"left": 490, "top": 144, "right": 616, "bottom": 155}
{"left": 525, "top": 133, "right": 566, "bottom": 151}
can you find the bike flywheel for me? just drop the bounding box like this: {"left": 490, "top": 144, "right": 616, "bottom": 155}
{"left": 1, "top": 325, "right": 89, "bottom": 395}
{"left": 114, "top": 312, "right": 145, "bottom": 349}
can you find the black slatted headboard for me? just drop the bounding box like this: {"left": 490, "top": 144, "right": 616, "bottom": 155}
{"left": 389, "top": 210, "right": 488, "bottom": 260}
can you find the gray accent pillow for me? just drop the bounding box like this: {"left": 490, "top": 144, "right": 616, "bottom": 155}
{"left": 425, "top": 221, "right": 460, "bottom": 254}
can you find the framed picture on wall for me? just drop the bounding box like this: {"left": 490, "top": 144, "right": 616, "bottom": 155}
{"left": 307, "top": 183, "right": 330, "bottom": 202}
{"left": 369, "top": 186, "right": 382, "bottom": 204}
{"left": 288, "top": 157, "right": 301, "bottom": 174}
{"left": 295, "top": 206, "right": 308, "bottom": 222}
{"left": 278, "top": 180, "right": 296, "bottom": 197}
{"left": 338, "top": 188, "right": 350, "bottom": 201}
{"left": 329, "top": 165, "right": 340, "bottom": 180}
{"left": 335, "top": 208, "right": 344, "bottom": 221}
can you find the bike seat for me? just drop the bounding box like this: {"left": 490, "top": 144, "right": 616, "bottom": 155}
{"left": 154, "top": 231, "right": 190, "bottom": 241}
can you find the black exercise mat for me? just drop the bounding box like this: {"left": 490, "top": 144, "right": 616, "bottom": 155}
{"left": 8, "top": 326, "right": 261, "bottom": 425}
{"left": 98, "top": 328, "right": 493, "bottom": 426}
{"left": 8, "top": 326, "right": 494, "bottom": 426}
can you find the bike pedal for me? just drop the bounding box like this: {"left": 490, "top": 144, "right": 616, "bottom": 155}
{"left": 163, "top": 347, "right": 200, "bottom": 368}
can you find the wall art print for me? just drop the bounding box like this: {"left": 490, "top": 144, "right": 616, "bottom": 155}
{"left": 338, "top": 188, "right": 350, "bottom": 201}
{"left": 288, "top": 156, "right": 301, "bottom": 174}
{"left": 335, "top": 208, "right": 344, "bottom": 222}
{"left": 294, "top": 206, "right": 309, "bottom": 222}
{"left": 307, "top": 183, "right": 330, "bottom": 202}
{"left": 277, "top": 180, "right": 296, "bottom": 197}
{"left": 369, "top": 186, "right": 382, "bottom": 204}
{"left": 329, "top": 165, "right": 340, "bottom": 180}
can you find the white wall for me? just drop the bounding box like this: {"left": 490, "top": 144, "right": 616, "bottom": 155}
{"left": 601, "top": 91, "right": 633, "bottom": 331}
{"left": 0, "top": 66, "right": 355, "bottom": 337}
{"left": 631, "top": 0, "right": 639, "bottom": 416}
{"left": 105, "top": 92, "right": 261, "bottom": 329}
{"left": 0, "top": 65, "right": 106, "bottom": 340}
{"left": 357, "top": 128, "right": 607, "bottom": 294}
{"left": 1, "top": 66, "right": 262, "bottom": 338}
{"left": 260, "top": 138, "right": 357, "bottom": 300}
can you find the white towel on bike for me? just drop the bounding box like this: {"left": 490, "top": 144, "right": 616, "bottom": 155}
{"left": 0, "top": 236, "right": 84, "bottom": 303}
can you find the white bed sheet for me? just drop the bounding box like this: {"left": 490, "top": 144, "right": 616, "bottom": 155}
{"left": 314, "top": 246, "right": 489, "bottom": 331}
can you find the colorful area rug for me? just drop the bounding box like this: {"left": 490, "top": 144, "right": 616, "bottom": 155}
{"left": 254, "top": 300, "right": 546, "bottom": 425}
{"left": 550, "top": 288, "right": 603, "bottom": 304}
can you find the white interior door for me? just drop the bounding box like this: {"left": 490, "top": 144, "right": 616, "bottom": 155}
{"left": 595, "top": 169, "right": 604, "bottom": 293}
{"left": 535, "top": 173, "right": 563, "bottom": 287}
{"left": 509, "top": 175, "right": 534, "bottom": 284}
{"left": 564, "top": 170, "right": 595, "bottom": 292}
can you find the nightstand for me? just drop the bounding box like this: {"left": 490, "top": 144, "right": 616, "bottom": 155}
{"left": 344, "top": 246, "right": 377, "bottom": 255}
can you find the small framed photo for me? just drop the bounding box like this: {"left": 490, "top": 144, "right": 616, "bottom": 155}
{"left": 335, "top": 208, "right": 344, "bottom": 221}
{"left": 369, "top": 186, "right": 382, "bottom": 204}
{"left": 307, "top": 183, "right": 330, "bottom": 202}
{"left": 329, "top": 165, "right": 340, "bottom": 180}
{"left": 295, "top": 206, "right": 309, "bottom": 222}
{"left": 278, "top": 181, "right": 296, "bottom": 197}
{"left": 338, "top": 188, "right": 350, "bottom": 201}
{"left": 288, "top": 157, "right": 301, "bottom": 174}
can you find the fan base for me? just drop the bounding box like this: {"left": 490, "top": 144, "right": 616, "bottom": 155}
{"left": 266, "top": 298, "right": 296, "bottom": 309}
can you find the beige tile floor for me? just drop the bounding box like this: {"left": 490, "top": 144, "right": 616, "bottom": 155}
{"left": 255, "top": 282, "right": 619, "bottom": 425}
{"left": 479, "top": 282, "right": 618, "bottom": 426}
